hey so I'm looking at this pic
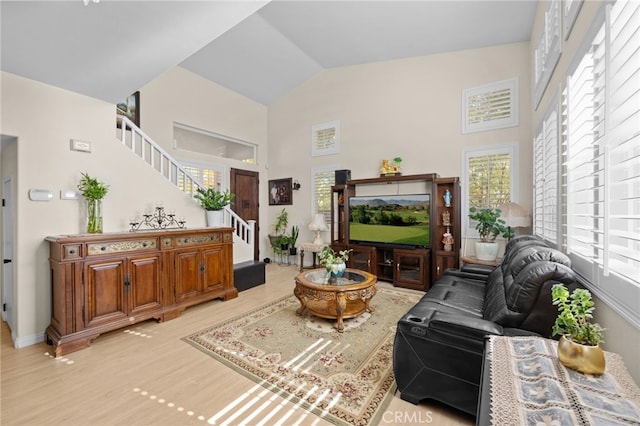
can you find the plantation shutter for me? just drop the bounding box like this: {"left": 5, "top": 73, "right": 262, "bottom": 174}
{"left": 565, "top": 0, "right": 640, "bottom": 286}
{"left": 462, "top": 78, "right": 518, "bottom": 133}
{"left": 467, "top": 153, "right": 512, "bottom": 209}
{"left": 312, "top": 167, "right": 335, "bottom": 223}
{"left": 606, "top": 0, "right": 640, "bottom": 281}
{"left": 533, "top": 101, "right": 559, "bottom": 244}
{"left": 311, "top": 121, "right": 340, "bottom": 156}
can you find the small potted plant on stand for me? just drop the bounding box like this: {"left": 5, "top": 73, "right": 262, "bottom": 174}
{"left": 318, "top": 246, "right": 353, "bottom": 282}
{"left": 468, "top": 207, "right": 512, "bottom": 261}
{"left": 288, "top": 225, "right": 299, "bottom": 256}
{"left": 552, "top": 283, "right": 605, "bottom": 375}
{"left": 268, "top": 208, "right": 289, "bottom": 259}
{"left": 194, "top": 184, "right": 234, "bottom": 227}
{"left": 77, "top": 172, "right": 109, "bottom": 233}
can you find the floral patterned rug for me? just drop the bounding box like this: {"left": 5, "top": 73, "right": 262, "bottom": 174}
{"left": 183, "top": 286, "right": 421, "bottom": 426}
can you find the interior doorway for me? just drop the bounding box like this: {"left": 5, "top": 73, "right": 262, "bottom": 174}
{"left": 2, "top": 177, "right": 14, "bottom": 331}
{"left": 230, "top": 169, "right": 259, "bottom": 260}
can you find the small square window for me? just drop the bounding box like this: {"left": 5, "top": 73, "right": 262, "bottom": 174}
{"left": 311, "top": 120, "right": 340, "bottom": 156}
{"left": 462, "top": 78, "right": 519, "bottom": 134}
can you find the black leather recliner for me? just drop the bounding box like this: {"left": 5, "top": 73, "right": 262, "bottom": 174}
{"left": 392, "top": 236, "right": 580, "bottom": 416}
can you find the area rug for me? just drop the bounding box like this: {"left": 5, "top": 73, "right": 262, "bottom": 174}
{"left": 183, "top": 286, "right": 421, "bottom": 426}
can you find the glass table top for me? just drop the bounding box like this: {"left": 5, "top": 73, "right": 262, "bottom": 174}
{"left": 302, "top": 269, "right": 368, "bottom": 286}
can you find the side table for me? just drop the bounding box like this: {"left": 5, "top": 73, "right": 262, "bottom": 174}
{"left": 462, "top": 256, "right": 501, "bottom": 267}
{"left": 299, "top": 242, "right": 324, "bottom": 272}
{"left": 477, "top": 335, "right": 640, "bottom": 425}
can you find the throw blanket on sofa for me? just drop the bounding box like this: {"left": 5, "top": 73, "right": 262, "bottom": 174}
{"left": 488, "top": 336, "right": 640, "bottom": 425}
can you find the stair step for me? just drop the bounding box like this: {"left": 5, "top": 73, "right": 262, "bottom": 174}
{"left": 233, "top": 260, "right": 266, "bottom": 292}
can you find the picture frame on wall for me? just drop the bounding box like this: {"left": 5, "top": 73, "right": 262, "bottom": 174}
{"left": 269, "top": 178, "right": 293, "bottom": 205}
{"left": 116, "top": 91, "right": 140, "bottom": 128}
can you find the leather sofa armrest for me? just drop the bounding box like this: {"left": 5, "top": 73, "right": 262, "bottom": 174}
{"left": 429, "top": 312, "right": 504, "bottom": 341}
{"left": 460, "top": 263, "right": 495, "bottom": 275}
{"left": 442, "top": 268, "right": 490, "bottom": 282}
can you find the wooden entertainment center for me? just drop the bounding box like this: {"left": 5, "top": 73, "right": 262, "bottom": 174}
{"left": 331, "top": 173, "right": 460, "bottom": 291}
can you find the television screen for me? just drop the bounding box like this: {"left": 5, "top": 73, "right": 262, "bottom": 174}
{"left": 349, "top": 194, "right": 430, "bottom": 247}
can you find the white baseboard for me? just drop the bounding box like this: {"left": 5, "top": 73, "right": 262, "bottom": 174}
{"left": 14, "top": 332, "right": 45, "bottom": 349}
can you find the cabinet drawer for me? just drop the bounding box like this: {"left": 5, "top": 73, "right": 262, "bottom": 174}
{"left": 87, "top": 239, "right": 157, "bottom": 256}
{"left": 62, "top": 244, "right": 82, "bottom": 260}
{"left": 176, "top": 233, "right": 223, "bottom": 246}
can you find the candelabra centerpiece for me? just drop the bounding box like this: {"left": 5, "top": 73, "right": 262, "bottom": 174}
{"left": 129, "top": 205, "right": 186, "bottom": 232}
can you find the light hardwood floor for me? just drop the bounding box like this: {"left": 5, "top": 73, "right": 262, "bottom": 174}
{"left": 1, "top": 263, "right": 474, "bottom": 426}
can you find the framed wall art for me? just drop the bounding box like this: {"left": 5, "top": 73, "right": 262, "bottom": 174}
{"left": 116, "top": 91, "right": 140, "bottom": 128}
{"left": 269, "top": 178, "right": 292, "bottom": 205}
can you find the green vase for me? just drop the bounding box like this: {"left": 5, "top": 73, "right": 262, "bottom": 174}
{"left": 87, "top": 199, "right": 103, "bottom": 233}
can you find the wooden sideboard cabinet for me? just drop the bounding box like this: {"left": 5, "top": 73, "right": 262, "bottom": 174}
{"left": 45, "top": 228, "right": 237, "bottom": 356}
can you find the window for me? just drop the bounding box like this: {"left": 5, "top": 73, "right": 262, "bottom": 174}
{"left": 462, "top": 78, "right": 519, "bottom": 134}
{"left": 534, "top": 0, "right": 562, "bottom": 108}
{"left": 462, "top": 144, "right": 518, "bottom": 236}
{"left": 311, "top": 166, "right": 336, "bottom": 223}
{"left": 311, "top": 121, "right": 340, "bottom": 156}
{"left": 551, "top": 0, "right": 640, "bottom": 326}
{"left": 533, "top": 95, "right": 560, "bottom": 244}
{"left": 173, "top": 123, "right": 257, "bottom": 164}
{"left": 179, "top": 159, "right": 225, "bottom": 193}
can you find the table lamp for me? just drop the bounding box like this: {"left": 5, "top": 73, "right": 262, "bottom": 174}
{"left": 309, "top": 213, "right": 328, "bottom": 245}
{"left": 498, "top": 202, "right": 530, "bottom": 240}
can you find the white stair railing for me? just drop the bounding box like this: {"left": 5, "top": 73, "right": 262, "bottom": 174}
{"left": 116, "top": 116, "right": 254, "bottom": 257}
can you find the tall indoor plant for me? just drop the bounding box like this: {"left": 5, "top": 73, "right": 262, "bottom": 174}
{"left": 468, "top": 207, "right": 511, "bottom": 261}
{"left": 552, "top": 283, "right": 605, "bottom": 374}
{"left": 194, "top": 185, "right": 234, "bottom": 227}
{"left": 77, "top": 172, "right": 109, "bottom": 233}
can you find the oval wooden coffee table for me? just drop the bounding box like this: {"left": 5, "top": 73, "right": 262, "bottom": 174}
{"left": 294, "top": 268, "right": 377, "bottom": 332}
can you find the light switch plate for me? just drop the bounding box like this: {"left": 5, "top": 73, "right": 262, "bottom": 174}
{"left": 70, "top": 139, "right": 92, "bottom": 153}
{"left": 29, "top": 189, "right": 53, "bottom": 201}
{"left": 60, "top": 190, "right": 80, "bottom": 200}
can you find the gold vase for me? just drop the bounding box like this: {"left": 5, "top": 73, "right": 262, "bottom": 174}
{"left": 557, "top": 335, "right": 605, "bottom": 375}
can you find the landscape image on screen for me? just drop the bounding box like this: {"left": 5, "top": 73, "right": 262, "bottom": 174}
{"left": 349, "top": 194, "right": 430, "bottom": 246}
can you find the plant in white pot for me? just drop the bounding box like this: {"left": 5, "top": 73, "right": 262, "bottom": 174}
{"left": 318, "top": 246, "right": 352, "bottom": 281}
{"left": 194, "top": 185, "right": 234, "bottom": 227}
{"left": 552, "top": 283, "right": 605, "bottom": 375}
{"left": 468, "top": 207, "right": 512, "bottom": 261}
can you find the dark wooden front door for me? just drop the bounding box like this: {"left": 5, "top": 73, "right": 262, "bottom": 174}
{"left": 230, "top": 168, "right": 260, "bottom": 260}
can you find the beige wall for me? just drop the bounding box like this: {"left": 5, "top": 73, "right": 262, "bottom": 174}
{"left": 530, "top": 1, "right": 640, "bottom": 383}
{"left": 268, "top": 42, "right": 532, "bottom": 248}
{"left": 0, "top": 70, "right": 268, "bottom": 346}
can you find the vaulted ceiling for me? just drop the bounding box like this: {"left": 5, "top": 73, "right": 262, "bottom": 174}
{"left": 1, "top": 1, "right": 537, "bottom": 106}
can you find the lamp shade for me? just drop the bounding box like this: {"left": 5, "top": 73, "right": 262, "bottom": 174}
{"left": 498, "top": 202, "right": 530, "bottom": 228}
{"left": 308, "top": 213, "right": 328, "bottom": 231}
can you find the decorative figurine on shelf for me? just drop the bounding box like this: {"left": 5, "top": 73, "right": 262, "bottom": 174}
{"left": 442, "top": 227, "right": 454, "bottom": 252}
{"left": 380, "top": 157, "right": 402, "bottom": 176}
{"left": 443, "top": 189, "right": 452, "bottom": 207}
{"left": 442, "top": 210, "right": 451, "bottom": 226}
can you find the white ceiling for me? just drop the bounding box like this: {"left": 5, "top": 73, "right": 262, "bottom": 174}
{"left": 1, "top": 1, "right": 537, "bottom": 106}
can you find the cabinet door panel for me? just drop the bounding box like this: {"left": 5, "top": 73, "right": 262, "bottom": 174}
{"left": 203, "top": 247, "right": 225, "bottom": 292}
{"left": 128, "top": 255, "right": 162, "bottom": 317}
{"left": 175, "top": 250, "right": 202, "bottom": 302}
{"left": 85, "top": 260, "right": 127, "bottom": 327}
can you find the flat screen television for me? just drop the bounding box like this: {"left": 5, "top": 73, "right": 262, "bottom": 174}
{"left": 349, "top": 194, "right": 430, "bottom": 247}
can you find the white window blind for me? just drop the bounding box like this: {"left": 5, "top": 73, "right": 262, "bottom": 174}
{"left": 179, "top": 160, "right": 224, "bottom": 194}
{"left": 462, "top": 145, "right": 517, "bottom": 237}
{"left": 462, "top": 78, "right": 518, "bottom": 133}
{"left": 562, "top": 0, "right": 639, "bottom": 326}
{"left": 311, "top": 121, "right": 340, "bottom": 157}
{"left": 534, "top": 0, "right": 562, "bottom": 108}
{"left": 533, "top": 99, "right": 559, "bottom": 244}
{"left": 311, "top": 166, "right": 336, "bottom": 223}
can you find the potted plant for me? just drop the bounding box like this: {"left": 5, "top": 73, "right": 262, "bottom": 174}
{"left": 551, "top": 283, "right": 605, "bottom": 375}
{"left": 268, "top": 208, "right": 289, "bottom": 254}
{"left": 468, "top": 207, "right": 512, "bottom": 261}
{"left": 194, "top": 184, "right": 234, "bottom": 227}
{"left": 288, "top": 225, "right": 299, "bottom": 255}
{"left": 318, "top": 246, "right": 353, "bottom": 280}
{"left": 77, "top": 172, "right": 109, "bottom": 233}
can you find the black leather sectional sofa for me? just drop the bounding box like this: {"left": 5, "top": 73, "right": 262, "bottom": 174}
{"left": 392, "top": 236, "right": 580, "bottom": 416}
